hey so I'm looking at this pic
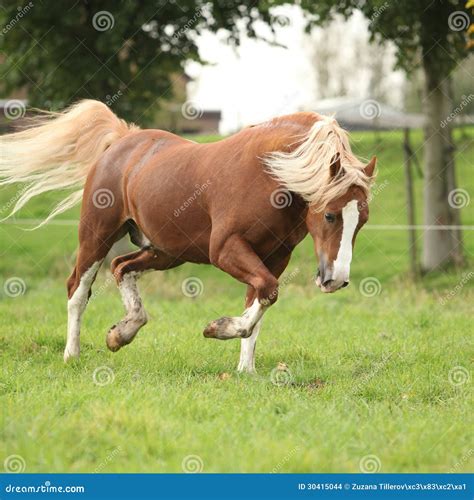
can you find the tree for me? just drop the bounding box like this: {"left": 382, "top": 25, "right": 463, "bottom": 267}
{"left": 309, "top": 16, "right": 350, "bottom": 99}
{"left": 298, "top": 0, "right": 472, "bottom": 271}
{"left": 0, "top": 0, "right": 278, "bottom": 124}
{"left": 2, "top": 1, "right": 471, "bottom": 271}
{"left": 309, "top": 13, "right": 394, "bottom": 103}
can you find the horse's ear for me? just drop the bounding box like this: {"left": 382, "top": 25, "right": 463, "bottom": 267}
{"left": 329, "top": 153, "right": 344, "bottom": 179}
{"left": 364, "top": 156, "right": 377, "bottom": 178}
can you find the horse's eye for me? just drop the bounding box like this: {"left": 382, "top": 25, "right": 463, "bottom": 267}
{"left": 324, "top": 213, "right": 335, "bottom": 223}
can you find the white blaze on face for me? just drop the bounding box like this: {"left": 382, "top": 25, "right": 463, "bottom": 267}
{"left": 332, "top": 200, "right": 359, "bottom": 284}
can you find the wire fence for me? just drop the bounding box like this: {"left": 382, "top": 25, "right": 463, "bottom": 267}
{"left": 1, "top": 219, "right": 473, "bottom": 230}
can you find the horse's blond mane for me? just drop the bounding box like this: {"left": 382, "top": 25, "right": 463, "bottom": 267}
{"left": 264, "top": 116, "right": 373, "bottom": 210}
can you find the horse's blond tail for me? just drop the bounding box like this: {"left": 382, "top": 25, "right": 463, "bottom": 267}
{"left": 0, "top": 99, "right": 138, "bottom": 227}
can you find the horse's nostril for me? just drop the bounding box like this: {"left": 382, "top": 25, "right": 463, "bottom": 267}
{"left": 322, "top": 279, "right": 333, "bottom": 288}
{"left": 341, "top": 281, "right": 349, "bottom": 288}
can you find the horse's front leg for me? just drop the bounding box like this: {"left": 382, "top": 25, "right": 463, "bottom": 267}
{"left": 204, "top": 234, "right": 278, "bottom": 341}
{"left": 237, "top": 253, "right": 292, "bottom": 373}
{"left": 204, "top": 296, "right": 267, "bottom": 340}
{"left": 237, "top": 284, "right": 263, "bottom": 373}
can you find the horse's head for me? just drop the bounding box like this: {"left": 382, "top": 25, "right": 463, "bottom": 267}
{"left": 306, "top": 156, "right": 376, "bottom": 293}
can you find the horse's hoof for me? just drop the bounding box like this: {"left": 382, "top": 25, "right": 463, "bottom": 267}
{"left": 63, "top": 349, "right": 80, "bottom": 363}
{"left": 203, "top": 317, "right": 248, "bottom": 339}
{"left": 237, "top": 365, "right": 257, "bottom": 374}
{"left": 203, "top": 319, "right": 221, "bottom": 338}
{"left": 106, "top": 327, "right": 123, "bottom": 352}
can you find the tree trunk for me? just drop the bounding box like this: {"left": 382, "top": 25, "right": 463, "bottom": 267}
{"left": 421, "top": 61, "right": 463, "bottom": 271}
{"left": 403, "top": 128, "right": 418, "bottom": 278}
{"left": 443, "top": 79, "right": 464, "bottom": 267}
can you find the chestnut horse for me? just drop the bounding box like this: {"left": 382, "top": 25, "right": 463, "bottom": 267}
{"left": 0, "top": 101, "right": 375, "bottom": 372}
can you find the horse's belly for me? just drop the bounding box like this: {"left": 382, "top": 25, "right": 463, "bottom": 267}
{"left": 129, "top": 190, "right": 212, "bottom": 264}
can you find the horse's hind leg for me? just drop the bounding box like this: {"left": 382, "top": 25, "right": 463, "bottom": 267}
{"left": 64, "top": 225, "right": 125, "bottom": 361}
{"left": 64, "top": 182, "right": 127, "bottom": 361}
{"left": 65, "top": 259, "right": 103, "bottom": 361}
{"left": 107, "top": 247, "right": 183, "bottom": 352}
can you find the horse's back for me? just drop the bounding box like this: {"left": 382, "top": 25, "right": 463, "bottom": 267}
{"left": 83, "top": 128, "right": 193, "bottom": 216}
{"left": 84, "top": 116, "right": 314, "bottom": 261}
{"left": 125, "top": 117, "right": 312, "bottom": 260}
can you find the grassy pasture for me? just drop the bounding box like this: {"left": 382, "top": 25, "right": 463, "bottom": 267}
{"left": 0, "top": 128, "right": 472, "bottom": 473}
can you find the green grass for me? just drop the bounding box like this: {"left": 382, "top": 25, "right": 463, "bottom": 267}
{"left": 0, "top": 129, "right": 473, "bottom": 473}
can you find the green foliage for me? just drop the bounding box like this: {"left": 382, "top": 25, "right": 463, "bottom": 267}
{"left": 0, "top": 0, "right": 276, "bottom": 124}
{"left": 405, "top": 55, "right": 474, "bottom": 113}
{"left": 2, "top": 1, "right": 471, "bottom": 125}
{"left": 298, "top": 0, "right": 472, "bottom": 74}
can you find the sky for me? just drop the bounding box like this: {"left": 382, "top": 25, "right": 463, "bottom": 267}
{"left": 185, "top": 6, "right": 406, "bottom": 134}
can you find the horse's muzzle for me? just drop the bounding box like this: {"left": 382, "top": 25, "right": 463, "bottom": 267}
{"left": 315, "top": 269, "right": 349, "bottom": 293}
